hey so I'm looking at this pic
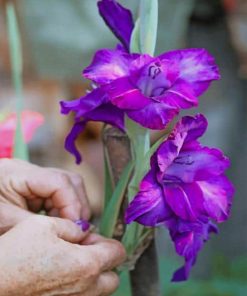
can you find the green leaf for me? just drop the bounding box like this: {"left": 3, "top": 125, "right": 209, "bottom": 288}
{"left": 139, "top": 0, "right": 158, "bottom": 55}
{"left": 6, "top": 3, "right": 28, "bottom": 160}
{"left": 122, "top": 223, "right": 143, "bottom": 255}
{"left": 130, "top": 18, "right": 141, "bottom": 53}
{"left": 13, "top": 121, "right": 29, "bottom": 160}
{"left": 112, "top": 270, "right": 132, "bottom": 296}
{"left": 125, "top": 116, "right": 150, "bottom": 201}
{"left": 103, "top": 147, "right": 114, "bottom": 210}
{"left": 141, "top": 135, "right": 166, "bottom": 178}
{"left": 100, "top": 162, "right": 134, "bottom": 238}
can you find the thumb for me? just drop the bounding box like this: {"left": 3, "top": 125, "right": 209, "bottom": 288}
{"left": 0, "top": 203, "right": 32, "bottom": 235}
{"left": 50, "top": 217, "right": 89, "bottom": 243}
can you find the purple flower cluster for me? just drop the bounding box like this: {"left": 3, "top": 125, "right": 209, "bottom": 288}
{"left": 60, "top": 0, "right": 219, "bottom": 163}
{"left": 125, "top": 114, "right": 234, "bottom": 281}
{"left": 60, "top": 0, "right": 234, "bottom": 282}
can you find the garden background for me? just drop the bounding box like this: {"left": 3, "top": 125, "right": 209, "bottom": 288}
{"left": 0, "top": 0, "right": 246, "bottom": 295}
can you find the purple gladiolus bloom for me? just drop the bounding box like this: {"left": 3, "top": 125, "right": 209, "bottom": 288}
{"left": 125, "top": 114, "right": 234, "bottom": 281}
{"left": 83, "top": 47, "right": 220, "bottom": 130}
{"left": 60, "top": 0, "right": 220, "bottom": 163}
{"left": 60, "top": 47, "right": 219, "bottom": 163}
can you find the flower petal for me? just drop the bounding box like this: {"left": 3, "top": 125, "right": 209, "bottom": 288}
{"left": 98, "top": 0, "right": 134, "bottom": 49}
{"left": 198, "top": 175, "right": 234, "bottom": 222}
{"left": 125, "top": 169, "right": 171, "bottom": 226}
{"left": 127, "top": 101, "right": 178, "bottom": 130}
{"left": 159, "top": 48, "right": 220, "bottom": 96}
{"left": 65, "top": 120, "right": 86, "bottom": 164}
{"left": 64, "top": 103, "right": 125, "bottom": 164}
{"left": 60, "top": 88, "right": 107, "bottom": 116}
{"left": 85, "top": 103, "right": 125, "bottom": 131}
{"left": 154, "top": 115, "right": 207, "bottom": 174}
{"left": 0, "top": 111, "right": 44, "bottom": 158}
{"left": 164, "top": 183, "right": 205, "bottom": 221}
{"left": 165, "top": 147, "right": 230, "bottom": 183}
{"left": 83, "top": 49, "right": 136, "bottom": 84}
{"left": 106, "top": 76, "right": 151, "bottom": 110}
{"left": 166, "top": 219, "right": 218, "bottom": 282}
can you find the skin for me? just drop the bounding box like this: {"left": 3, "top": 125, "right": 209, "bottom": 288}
{"left": 0, "top": 216, "right": 126, "bottom": 296}
{"left": 0, "top": 158, "right": 91, "bottom": 234}
{"left": 0, "top": 159, "right": 126, "bottom": 295}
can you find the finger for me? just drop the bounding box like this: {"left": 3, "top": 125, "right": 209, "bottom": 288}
{"left": 89, "top": 239, "right": 126, "bottom": 272}
{"left": 0, "top": 203, "right": 32, "bottom": 234}
{"left": 47, "top": 208, "right": 59, "bottom": 217}
{"left": 69, "top": 173, "right": 91, "bottom": 220}
{"left": 81, "top": 233, "right": 107, "bottom": 245}
{"left": 25, "top": 167, "right": 83, "bottom": 220}
{"left": 93, "top": 271, "right": 119, "bottom": 296}
{"left": 44, "top": 199, "right": 53, "bottom": 211}
{"left": 50, "top": 217, "right": 89, "bottom": 243}
{"left": 27, "top": 198, "right": 44, "bottom": 212}
{"left": 49, "top": 168, "right": 91, "bottom": 220}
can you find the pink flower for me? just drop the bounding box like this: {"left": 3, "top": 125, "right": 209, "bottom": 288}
{"left": 0, "top": 110, "right": 44, "bottom": 158}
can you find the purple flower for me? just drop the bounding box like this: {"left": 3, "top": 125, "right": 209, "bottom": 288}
{"left": 125, "top": 114, "right": 234, "bottom": 281}
{"left": 60, "top": 87, "right": 125, "bottom": 164}
{"left": 61, "top": 47, "right": 219, "bottom": 163}
{"left": 60, "top": 0, "right": 220, "bottom": 163}
{"left": 84, "top": 47, "right": 220, "bottom": 129}
{"left": 98, "top": 0, "right": 134, "bottom": 51}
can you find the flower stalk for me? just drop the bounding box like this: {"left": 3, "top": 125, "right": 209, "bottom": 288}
{"left": 6, "top": 3, "right": 28, "bottom": 160}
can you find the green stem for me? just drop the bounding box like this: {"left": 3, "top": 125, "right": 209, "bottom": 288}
{"left": 6, "top": 3, "right": 28, "bottom": 160}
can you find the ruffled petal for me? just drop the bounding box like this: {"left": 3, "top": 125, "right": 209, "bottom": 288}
{"left": 165, "top": 147, "right": 230, "bottom": 183}
{"left": 98, "top": 0, "right": 134, "bottom": 50}
{"left": 159, "top": 48, "right": 220, "bottom": 96}
{"left": 85, "top": 103, "right": 125, "bottom": 131}
{"left": 83, "top": 49, "right": 135, "bottom": 84}
{"left": 60, "top": 88, "right": 107, "bottom": 116}
{"left": 125, "top": 169, "right": 171, "bottom": 226}
{"left": 176, "top": 114, "right": 208, "bottom": 145}
{"left": 127, "top": 101, "right": 178, "bottom": 130}
{"left": 106, "top": 76, "right": 151, "bottom": 110}
{"left": 155, "top": 114, "right": 207, "bottom": 174}
{"left": 163, "top": 183, "right": 205, "bottom": 221}
{"left": 198, "top": 175, "right": 234, "bottom": 222}
{"left": 0, "top": 111, "right": 44, "bottom": 158}
{"left": 166, "top": 219, "right": 218, "bottom": 282}
{"left": 162, "top": 80, "right": 198, "bottom": 109}
{"left": 64, "top": 103, "right": 125, "bottom": 164}
{"left": 65, "top": 120, "right": 86, "bottom": 164}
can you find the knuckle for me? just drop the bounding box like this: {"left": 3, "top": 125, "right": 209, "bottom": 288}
{"left": 71, "top": 173, "right": 84, "bottom": 186}
{"left": 109, "top": 239, "right": 127, "bottom": 261}
{"left": 57, "top": 173, "right": 72, "bottom": 187}
{"left": 83, "top": 256, "right": 100, "bottom": 279}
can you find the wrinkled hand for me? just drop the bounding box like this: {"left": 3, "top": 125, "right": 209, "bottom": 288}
{"left": 0, "top": 215, "right": 126, "bottom": 296}
{"left": 0, "top": 158, "right": 90, "bottom": 233}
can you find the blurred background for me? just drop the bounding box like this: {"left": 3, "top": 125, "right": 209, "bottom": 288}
{"left": 0, "top": 0, "right": 246, "bottom": 295}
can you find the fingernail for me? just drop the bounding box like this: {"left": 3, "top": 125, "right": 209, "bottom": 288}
{"left": 75, "top": 219, "right": 90, "bottom": 231}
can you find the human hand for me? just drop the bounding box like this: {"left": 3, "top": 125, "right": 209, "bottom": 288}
{"left": 0, "top": 215, "right": 126, "bottom": 296}
{"left": 0, "top": 158, "right": 90, "bottom": 233}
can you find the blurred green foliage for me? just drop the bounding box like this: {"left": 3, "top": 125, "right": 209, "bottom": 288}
{"left": 159, "top": 254, "right": 247, "bottom": 296}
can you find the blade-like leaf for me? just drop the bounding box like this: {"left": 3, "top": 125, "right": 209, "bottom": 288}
{"left": 6, "top": 3, "right": 28, "bottom": 160}
{"left": 100, "top": 162, "right": 134, "bottom": 238}
{"left": 130, "top": 18, "right": 141, "bottom": 53}
{"left": 103, "top": 147, "right": 114, "bottom": 210}
{"left": 139, "top": 0, "right": 158, "bottom": 55}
